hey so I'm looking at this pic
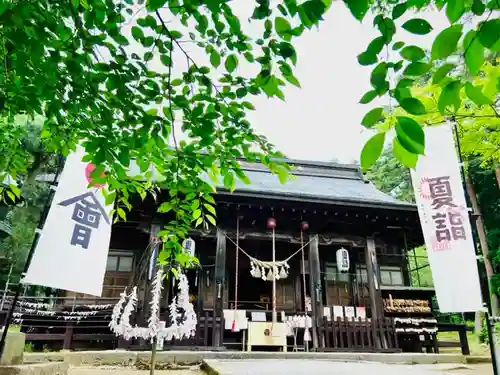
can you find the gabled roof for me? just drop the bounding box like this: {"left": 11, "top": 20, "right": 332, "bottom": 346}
{"left": 218, "top": 159, "right": 416, "bottom": 211}
{"left": 37, "top": 158, "right": 416, "bottom": 211}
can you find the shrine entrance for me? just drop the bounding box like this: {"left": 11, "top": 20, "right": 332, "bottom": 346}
{"left": 226, "top": 237, "right": 307, "bottom": 313}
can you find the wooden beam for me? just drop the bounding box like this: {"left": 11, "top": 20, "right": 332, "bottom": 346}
{"left": 308, "top": 235, "right": 323, "bottom": 349}
{"left": 213, "top": 228, "right": 226, "bottom": 347}
{"left": 365, "top": 237, "right": 386, "bottom": 349}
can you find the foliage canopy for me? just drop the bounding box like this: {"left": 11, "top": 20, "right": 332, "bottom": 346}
{"left": 2, "top": 0, "right": 500, "bottom": 265}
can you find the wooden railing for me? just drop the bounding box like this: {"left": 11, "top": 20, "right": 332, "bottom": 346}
{"left": 1, "top": 309, "right": 223, "bottom": 351}
{"left": 317, "top": 317, "right": 400, "bottom": 352}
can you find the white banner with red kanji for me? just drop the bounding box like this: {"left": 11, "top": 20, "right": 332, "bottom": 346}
{"left": 23, "top": 146, "right": 113, "bottom": 296}
{"left": 410, "top": 124, "right": 483, "bottom": 313}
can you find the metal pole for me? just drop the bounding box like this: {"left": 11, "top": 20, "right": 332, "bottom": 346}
{"left": 452, "top": 121, "right": 499, "bottom": 375}
{"left": 0, "top": 156, "right": 64, "bottom": 359}
{"left": 0, "top": 264, "right": 13, "bottom": 311}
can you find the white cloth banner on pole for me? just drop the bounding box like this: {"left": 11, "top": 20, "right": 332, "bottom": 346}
{"left": 23, "top": 146, "right": 114, "bottom": 296}
{"left": 410, "top": 124, "right": 482, "bottom": 313}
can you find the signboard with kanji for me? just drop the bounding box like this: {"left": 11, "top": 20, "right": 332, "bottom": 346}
{"left": 410, "top": 124, "right": 482, "bottom": 313}
{"left": 22, "top": 146, "right": 114, "bottom": 296}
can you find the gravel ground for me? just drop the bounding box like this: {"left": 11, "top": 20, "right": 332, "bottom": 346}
{"left": 202, "top": 360, "right": 497, "bottom": 375}
{"left": 69, "top": 367, "right": 201, "bottom": 375}
{"left": 65, "top": 362, "right": 497, "bottom": 375}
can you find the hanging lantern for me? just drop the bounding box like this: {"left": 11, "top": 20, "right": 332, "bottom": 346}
{"left": 182, "top": 238, "right": 196, "bottom": 257}
{"left": 267, "top": 217, "right": 277, "bottom": 229}
{"left": 300, "top": 221, "right": 309, "bottom": 231}
{"left": 336, "top": 247, "right": 350, "bottom": 272}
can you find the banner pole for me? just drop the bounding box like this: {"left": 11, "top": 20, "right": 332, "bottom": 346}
{"left": 452, "top": 120, "right": 499, "bottom": 375}
{"left": 0, "top": 156, "right": 64, "bottom": 359}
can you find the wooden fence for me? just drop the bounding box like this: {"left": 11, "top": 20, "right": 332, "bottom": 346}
{"left": 1, "top": 309, "right": 223, "bottom": 351}
{"left": 316, "top": 317, "right": 400, "bottom": 352}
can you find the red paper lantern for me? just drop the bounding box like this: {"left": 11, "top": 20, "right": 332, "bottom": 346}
{"left": 267, "top": 217, "right": 277, "bottom": 229}
{"left": 300, "top": 221, "right": 309, "bottom": 231}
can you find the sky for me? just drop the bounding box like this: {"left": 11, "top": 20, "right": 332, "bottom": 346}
{"left": 126, "top": 2, "right": 450, "bottom": 164}
{"left": 240, "top": 3, "right": 448, "bottom": 163}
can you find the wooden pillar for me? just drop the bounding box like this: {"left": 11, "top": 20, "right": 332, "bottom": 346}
{"left": 213, "top": 228, "right": 226, "bottom": 348}
{"left": 308, "top": 235, "right": 323, "bottom": 349}
{"left": 63, "top": 323, "right": 73, "bottom": 350}
{"left": 365, "top": 237, "right": 385, "bottom": 349}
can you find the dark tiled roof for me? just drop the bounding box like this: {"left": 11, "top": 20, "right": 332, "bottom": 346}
{"left": 219, "top": 159, "right": 415, "bottom": 210}
{"left": 37, "top": 159, "right": 416, "bottom": 211}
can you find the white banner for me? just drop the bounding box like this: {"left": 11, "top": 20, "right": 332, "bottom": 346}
{"left": 23, "top": 146, "right": 113, "bottom": 296}
{"left": 410, "top": 124, "right": 483, "bottom": 313}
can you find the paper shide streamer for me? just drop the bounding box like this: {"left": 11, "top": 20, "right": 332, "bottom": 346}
{"left": 109, "top": 269, "right": 197, "bottom": 343}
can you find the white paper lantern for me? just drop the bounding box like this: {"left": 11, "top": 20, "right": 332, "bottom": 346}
{"left": 182, "top": 238, "right": 196, "bottom": 256}
{"left": 336, "top": 247, "right": 350, "bottom": 272}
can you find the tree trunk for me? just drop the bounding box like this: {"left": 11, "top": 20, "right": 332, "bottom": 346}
{"left": 496, "top": 167, "right": 500, "bottom": 191}
{"left": 466, "top": 176, "right": 498, "bottom": 316}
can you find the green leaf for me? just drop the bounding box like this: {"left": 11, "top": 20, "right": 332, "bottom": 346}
{"left": 395, "top": 117, "right": 425, "bottom": 154}
{"left": 398, "top": 97, "right": 426, "bottom": 115}
{"left": 432, "top": 63, "right": 455, "bottom": 84}
{"left": 361, "top": 107, "right": 384, "bottom": 128}
{"left": 370, "top": 62, "right": 389, "bottom": 94}
{"left": 471, "top": 0, "right": 486, "bottom": 15}
{"left": 376, "top": 17, "right": 396, "bottom": 44}
{"left": 359, "top": 90, "right": 378, "bottom": 104}
{"left": 160, "top": 54, "right": 171, "bottom": 67}
{"left": 402, "top": 18, "right": 433, "bottom": 35}
{"left": 9, "top": 184, "right": 20, "bottom": 198}
{"left": 193, "top": 209, "right": 202, "bottom": 219}
{"left": 478, "top": 19, "right": 500, "bottom": 50}
{"left": 367, "top": 36, "right": 385, "bottom": 55}
{"left": 392, "top": 2, "right": 408, "bottom": 19}
{"left": 400, "top": 45, "right": 426, "bottom": 61}
{"left": 225, "top": 54, "right": 238, "bottom": 73}
{"left": 360, "top": 133, "right": 386, "bottom": 170}
{"left": 357, "top": 51, "right": 378, "bottom": 66}
{"left": 393, "top": 137, "right": 418, "bottom": 168}
{"left": 275, "top": 17, "right": 292, "bottom": 38}
{"left": 206, "top": 214, "right": 217, "bottom": 226}
{"left": 431, "top": 24, "right": 462, "bottom": 60}
{"left": 117, "top": 207, "right": 127, "bottom": 221}
{"left": 446, "top": 0, "right": 465, "bottom": 23}
{"left": 438, "top": 80, "right": 462, "bottom": 114}
{"left": 223, "top": 171, "right": 236, "bottom": 191}
{"left": 276, "top": 166, "right": 289, "bottom": 184}
{"left": 463, "top": 30, "right": 484, "bottom": 75}
{"left": 344, "top": 0, "right": 370, "bottom": 21}
{"left": 131, "top": 26, "right": 144, "bottom": 41}
{"left": 195, "top": 217, "right": 203, "bottom": 227}
{"left": 210, "top": 51, "right": 221, "bottom": 67}
{"left": 464, "top": 82, "right": 492, "bottom": 106}
{"left": 403, "top": 62, "right": 431, "bottom": 76}
{"left": 146, "top": 0, "right": 167, "bottom": 11}
{"left": 204, "top": 203, "right": 217, "bottom": 216}
{"left": 393, "top": 41, "right": 405, "bottom": 50}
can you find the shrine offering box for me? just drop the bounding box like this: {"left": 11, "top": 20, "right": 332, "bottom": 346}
{"left": 246, "top": 322, "right": 287, "bottom": 352}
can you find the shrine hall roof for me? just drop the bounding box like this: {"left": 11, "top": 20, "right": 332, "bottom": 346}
{"left": 216, "top": 159, "right": 416, "bottom": 211}
{"left": 38, "top": 158, "right": 416, "bottom": 211}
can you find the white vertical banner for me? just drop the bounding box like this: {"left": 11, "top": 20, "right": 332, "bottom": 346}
{"left": 23, "top": 146, "right": 114, "bottom": 296}
{"left": 410, "top": 124, "right": 483, "bottom": 313}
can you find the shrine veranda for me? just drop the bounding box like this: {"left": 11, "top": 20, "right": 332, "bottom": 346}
{"left": 1, "top": 159, "right": 454, "bottom": 353}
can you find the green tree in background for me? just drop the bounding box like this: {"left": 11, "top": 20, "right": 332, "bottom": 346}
{"left": 0, "top": 117, "right": 55, "bottom": 289}
{"left": 365, "top": 148, "right": 415, "bottom": 203}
